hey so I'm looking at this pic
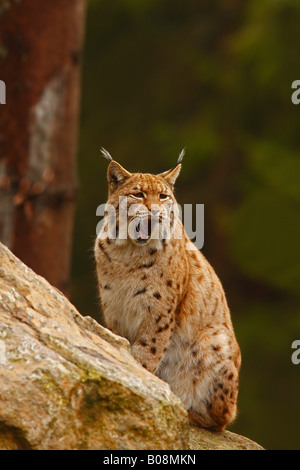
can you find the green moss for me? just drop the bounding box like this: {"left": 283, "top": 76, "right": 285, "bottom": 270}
{"left": 33, "top": 370, "right": 68, "bottom": 407}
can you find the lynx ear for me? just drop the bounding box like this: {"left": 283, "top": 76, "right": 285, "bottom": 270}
{"left": 100, "top": 147, "right": 132, "bottom": 192}
{"left": 159, "top": 164, "right": 181, "bottom": 188}
{"left": 158, "top": 148, "right": 184, "bottom": 188}
{"left": 107, "top": 161, "right": 132, "bottom": 191}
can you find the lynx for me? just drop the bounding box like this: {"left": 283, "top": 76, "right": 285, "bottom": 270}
{"left": 94, "top": 149, "right": 241, "bottom": 431}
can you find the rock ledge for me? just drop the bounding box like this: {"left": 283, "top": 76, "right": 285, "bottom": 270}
{"left": 0, "top": 242, "right": 262, "bottom": 450}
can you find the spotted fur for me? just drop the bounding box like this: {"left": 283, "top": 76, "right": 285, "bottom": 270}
{"left": 95, "top": 158, "right": 241, "bottom": 431}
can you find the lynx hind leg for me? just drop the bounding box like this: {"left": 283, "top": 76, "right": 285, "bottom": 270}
{"left": 188, "top": 362, "right": 239, "bottom": 432}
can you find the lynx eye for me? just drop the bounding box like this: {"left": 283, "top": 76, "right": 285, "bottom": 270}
{"left": 159, "top": 193, "right": 169, "bottom": 200}
{"left": 131, "top": 192, "right": 144, "bottom": 199}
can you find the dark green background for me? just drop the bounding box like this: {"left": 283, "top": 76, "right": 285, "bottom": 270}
{"left": 71, "top": 0, "right": 300, "bottom": 450}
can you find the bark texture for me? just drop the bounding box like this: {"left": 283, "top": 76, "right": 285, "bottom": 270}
{"left": 0, "top": 0, "right": 86, "bottom": 296}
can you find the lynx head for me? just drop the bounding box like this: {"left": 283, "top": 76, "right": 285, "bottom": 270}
{"left": 100, "top": 148, "right": 184, "bottom": 248}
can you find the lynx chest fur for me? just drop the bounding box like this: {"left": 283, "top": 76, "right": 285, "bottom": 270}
{"left": 95, "top": 151, "right": 241, "bottom": 431}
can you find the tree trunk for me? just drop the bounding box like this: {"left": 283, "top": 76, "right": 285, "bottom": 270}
{"left": 0, "top": 0, "right": 86, "bottom": 296}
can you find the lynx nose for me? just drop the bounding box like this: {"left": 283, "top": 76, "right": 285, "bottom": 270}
{"left": 150, "top": 206, "right": 160, "bottom": 218}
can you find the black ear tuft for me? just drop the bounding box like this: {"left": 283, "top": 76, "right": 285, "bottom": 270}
{"left": 177, "top": 148, "right": 185, "bottom": 165}
{"left": 100, "top": 147, "right": 113, "bottom": 162}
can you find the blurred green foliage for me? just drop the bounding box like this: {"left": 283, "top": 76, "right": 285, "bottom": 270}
{"left": 72, "top": 0, "right": 300, "bottom": 449}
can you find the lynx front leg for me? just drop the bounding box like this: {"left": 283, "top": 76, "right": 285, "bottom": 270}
{"left": 131, "top": 312, "right": 175, "bottom": 374}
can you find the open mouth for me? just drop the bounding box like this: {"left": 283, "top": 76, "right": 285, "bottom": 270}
{"left": 128, "top": 213, "right": 170, "bottom": 245}
{"left": 134, "top": 217, "right": 152, "bottom": 244}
